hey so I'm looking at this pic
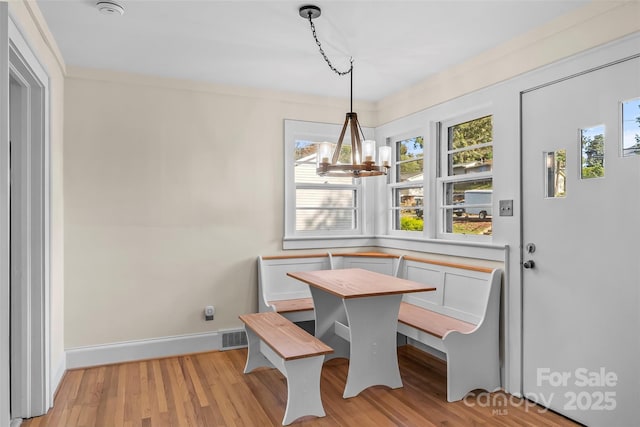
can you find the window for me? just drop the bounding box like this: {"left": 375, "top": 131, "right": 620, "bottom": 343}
{"left": 622, "top": 97, "right": 640, "bottom": 157}
{"left": 284, "top": 120, "right": 372, "bottom": 241}
{"left": 389, "top": 136, "right": 424, "bottom": 232}
{"left": 545, "top": 149, "right": 566, "bottom": 198}
{"left": 580, "top": 125, "right": 605, "bottom": 179}
{"left": 294, "top": 140, "right": 360, "bottom": 233}
{"left": 439, "top": 114, "right": 493, "bottom": 238}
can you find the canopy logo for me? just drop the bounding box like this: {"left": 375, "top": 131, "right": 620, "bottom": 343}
{"left": 463, "top": 367, "right": 618, "bottom": 415}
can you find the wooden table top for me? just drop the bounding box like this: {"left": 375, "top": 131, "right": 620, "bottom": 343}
{"left": 287, "top": 268, "right": 435, "bottom": 299}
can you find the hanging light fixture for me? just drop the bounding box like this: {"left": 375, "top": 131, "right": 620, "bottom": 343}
{"left": 299, "top": 5, "right": 391, "bottom": 177}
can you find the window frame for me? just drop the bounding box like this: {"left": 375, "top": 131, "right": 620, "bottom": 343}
{"left": 387, "top": 133, "right": 426, "bottom": 236}
{"left": 436, "top": 109, "right": 494, "bottom": 242}
{"left": 284, "top": 119, "right": 375, "bottom": 241}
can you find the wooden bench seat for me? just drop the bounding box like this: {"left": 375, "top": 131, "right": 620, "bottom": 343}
{"left": 239, "top": 311, "right": 333, "bottom": 425}
{"left": 398, "top": 301, "right": 475, "bottom": 339}
{"left": 268, "top": 297, "right": 314, "bottom": 314}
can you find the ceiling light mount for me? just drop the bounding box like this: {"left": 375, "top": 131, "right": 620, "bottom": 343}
{"left": 299, "top": 4, "right": 390, "bottom": 177}
{"left": 299, "top": 5, "right": 321, "bottom": 20}
{"left": 96, "top": 1, "right": 125, "bottom": 16}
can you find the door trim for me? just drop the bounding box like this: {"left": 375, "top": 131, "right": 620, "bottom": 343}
{"left": 6, "top": 10, "right": 51, "bottom": 421}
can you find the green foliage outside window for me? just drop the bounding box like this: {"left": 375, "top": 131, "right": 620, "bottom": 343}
{"left": 450, "top": 116, "right": 493, "bottom": 165}
{"left": 400, "top": 216, "right": 423, "bottom": 231}
{"left": 581, "top": 133, "right": 605, "bottom": 179}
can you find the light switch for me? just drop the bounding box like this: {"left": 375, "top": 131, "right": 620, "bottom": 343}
{"left": 499, "top": 200, "right": 513, "bottom": 216}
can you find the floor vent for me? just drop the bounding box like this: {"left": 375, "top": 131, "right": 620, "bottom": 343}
{"left": 222, "top": 330, "right": 247, "bottom": 350}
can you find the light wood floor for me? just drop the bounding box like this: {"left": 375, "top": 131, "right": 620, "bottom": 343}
{"left": 23, "top": 346, "right": 580, "bottom": 427}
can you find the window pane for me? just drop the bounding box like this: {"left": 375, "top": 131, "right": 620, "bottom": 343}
{"left": 396, "top": 137, "right": 424, "bottom": 183}
{"left": 580, "top": 125, "right": 605, "bottom": 179}
{"left": 545, "top": 150, "right": 566, "bottom": 198}
{"left": 296, "top": 209, "right": 356, "bottom": 231}
{"left": 448, "top": 115, "right": 493, "bottom": 150}
{"left": 393, "top": 187, "right": 424, "bottom": 231}
{"left": 295, "top": 140, "right": 353, "bottom": 184}
{"left": 397, "top": 159, "right": 424, "bottom": 182}
{"left": 622, "top": 98, "right": 640, "bottom": 157}
{"left": 296, "top": 189, "right": 355, "bottom": 208}
{"left": 443, "top": 179, "right": 492, "bottom": 235}
{"left": 449, "top": 147, "right": 493, "bottom": 174}
{"left": 448, "top": 115, "right": 493, "bottom": 176}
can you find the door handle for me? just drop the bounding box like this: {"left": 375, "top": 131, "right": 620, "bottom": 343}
{"left": 523, "top": 260, "right": 535, "bottom": 269}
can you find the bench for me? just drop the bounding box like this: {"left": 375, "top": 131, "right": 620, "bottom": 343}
{"left": 256, "top": 251, "right": 502, "bottom": 402}
{"left": 396, "top": 256, "right": 502, "bottom": 402}
{"left": 258, "top": 254, "right": 332, "bottom": 323}
{"left": 239, "top": 311, "right": 334, "bottom": 425}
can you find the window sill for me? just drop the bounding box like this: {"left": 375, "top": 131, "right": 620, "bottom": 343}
{"left": 283, "top": 234, "right": 507, "bottom": 261}
{"left": 282, "top": 235, "right": 378, "bottom": 250}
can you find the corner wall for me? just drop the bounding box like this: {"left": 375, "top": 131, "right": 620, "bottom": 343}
{"left": 63, "top": 67, "right": 377, "bottom": 349}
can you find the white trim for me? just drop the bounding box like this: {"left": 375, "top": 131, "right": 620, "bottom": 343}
{"left": 1, "top": 4, "right": 11, "bottom": 426}
{"left": 65, "top": 330, "right": 244, "bottom": 369}
{"left": 7, "top": 13, "right": 51, "bottom": 419}
{"left": 51, "top": 358, "right": 65, "bottom": 398}
{"left": 282, "top": 234, "right": 507, "bottom": 261}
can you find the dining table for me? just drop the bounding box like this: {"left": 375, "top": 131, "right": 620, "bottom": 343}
{"left": 286, "top": 268, "right": 436, "bottom": 398}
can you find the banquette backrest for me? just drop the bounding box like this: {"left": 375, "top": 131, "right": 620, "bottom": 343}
{"left": 398, "top": 256, "right": 496, "bottom": 325}
{"left": 257, "top": 254, "right": 332, "bottom": 313}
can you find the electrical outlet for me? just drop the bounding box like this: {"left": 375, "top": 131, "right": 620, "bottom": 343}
{"left": 204, "top": 305, "right": 215, "bottom": 321}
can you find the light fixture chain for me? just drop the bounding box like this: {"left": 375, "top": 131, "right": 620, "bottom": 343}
{"left": 307, "top": 13, "right": 352, "bottom": 76}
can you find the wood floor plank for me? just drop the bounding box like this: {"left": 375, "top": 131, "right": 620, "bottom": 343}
{"left": 23, "top": 346, "right": 580, "bottom": 427}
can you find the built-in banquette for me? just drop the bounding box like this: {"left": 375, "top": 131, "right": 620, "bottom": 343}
{"left": 256, "top": 252, "right": 502, "bottom": 402}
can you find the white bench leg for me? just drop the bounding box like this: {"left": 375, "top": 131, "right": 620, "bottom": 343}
{"left": 282, "top": 355, "right": 326, "bottom": 425}
{"left": 444, "top": 329, "right": 500, "bottom": 402}
{"left": 243, "top": 326, "right": 273, "bottom": 373}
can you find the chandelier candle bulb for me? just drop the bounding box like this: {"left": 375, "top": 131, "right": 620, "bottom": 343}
{"left": 318, "top": 142, "right": 333, "bottom": 165}
{"left": 363, "top": 140, "right": 376, "bottom": 162}
{"left": 379, "top": 146, "right": 392, "bottom": 167}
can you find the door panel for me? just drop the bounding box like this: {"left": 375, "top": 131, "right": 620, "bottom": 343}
{"left": 522, "top": 57, "right": 640, "bottom": 426}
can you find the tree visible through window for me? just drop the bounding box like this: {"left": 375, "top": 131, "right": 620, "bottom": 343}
{"left": 390, "top": 136, "right": 424, "bottom": 231}
{"left": 581, "top": 125, "right": 605, "bottom": 179}
{"left": 442, "top": 115, "right": 493, "bottom": 237}
{"left": 622, "top": 98, "right": 640, "bottom": 157}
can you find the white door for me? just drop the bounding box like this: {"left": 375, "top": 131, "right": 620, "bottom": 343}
{"left": 522, "top": 56, "right": 640, "bottom": 426}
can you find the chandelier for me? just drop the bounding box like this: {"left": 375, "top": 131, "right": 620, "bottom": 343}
{"left": 299, "top": 5, "right": 391, "bottom": 178}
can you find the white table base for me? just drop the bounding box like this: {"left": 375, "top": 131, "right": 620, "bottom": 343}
{"left": 311, "top": 286, "right": 404, "bottom": 398}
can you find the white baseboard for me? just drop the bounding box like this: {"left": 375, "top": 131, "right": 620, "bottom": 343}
{"left": 66, "top": 330, "right": 243, "bottom": 370}
{"left": 51, "top": 357, "right": 66, "bottom": 402}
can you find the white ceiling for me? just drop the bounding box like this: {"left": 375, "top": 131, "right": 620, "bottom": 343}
{"left": 36, "top": 0, "right": 589, "bottom": 101}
